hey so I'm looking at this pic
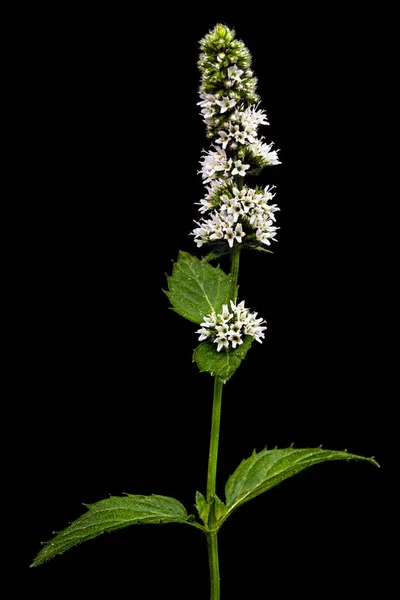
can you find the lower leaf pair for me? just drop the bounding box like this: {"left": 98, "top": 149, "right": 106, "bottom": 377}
{"left": 32, "top": 446, "right": 377, "bottom": 567}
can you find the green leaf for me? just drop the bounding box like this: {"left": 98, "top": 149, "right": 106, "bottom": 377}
{"left": 252, "top": 245, "right": 274, "bottom": 254}
{"left": 195, "top": 492, "right": 227, "bottom": 528}
{"left": 195, "top": 491, "right": 209, "bottom": 525}
{"left": 165, "top": 251, "right": 233, "bottom": 324}
{"left": 31, "top": 494, "right": 189, "bottom": 567}
{"left": 222, "top": 447, "right": 379, "bottom": 524}
{"left": 193, "top": 335, "right": 253, "bottom": 381}
{"left": 213, "top": 495, "right": 228, "bottom": 525}
{"left": 202, "top": 249, "right": 229, "bottom": 262}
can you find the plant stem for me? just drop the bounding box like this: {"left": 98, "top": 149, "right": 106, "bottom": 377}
{"left": 229, "top": 242, "right": 241, "bottom": 302}
{"left": 206, "top": 375, "right": 223, "bottom": 600}
{"left": 206, "top": 530, "right": 220, "bottom": 600}
{"left": 206, "top": 376, "right": 224, "bottom": 502}
{"left": 205, "top": 243, "right": 241, "bottom": 599}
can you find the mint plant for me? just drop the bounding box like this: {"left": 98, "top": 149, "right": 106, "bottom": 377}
{"left": 31, "top": 24, "right": 378, "bottom": 599}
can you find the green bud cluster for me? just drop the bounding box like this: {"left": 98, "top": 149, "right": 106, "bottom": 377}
{"left": 198, "top": 24, "right": 259, "bottom": 138}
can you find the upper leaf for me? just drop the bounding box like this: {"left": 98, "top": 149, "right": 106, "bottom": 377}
{"left": 165, "top": 251, "right": 233, "bottom": 324}
{"left": 193, "top": 335, "right": 253, "bottom": 381}
{"left": 32, "top": 494, "right": 189, "bottom": 567}
{"left": 223, "top": 447, "right": 378, "bottom": 524}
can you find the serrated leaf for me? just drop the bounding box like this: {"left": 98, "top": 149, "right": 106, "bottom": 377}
{"left": 195, "top": 492, "right": 227, "bottom": 528}
{"left": 241, "top": 239, "right": 274, "bottom": 254}
{"left": 223, "top": 447, "right": 379, "bottom": 523}
{"left": 195, "top": 491, "right": 209, "bottom": 525}
{"left": 164, "top": 251, "right": 233, "bottom": 324}
{"left": 213, "top": 495, "right": 228, "bottom": 524}
{"left": 32, "top": 494, "right": 189, "bottom": 567}
{"left": 202, "top": 249, "right": 229, "bottom": 262}
{"left": 193, "top": 335, "right": 253, "bottom": 380}
{"left": 253, "top": 245, "right": 274, "bottom": 254}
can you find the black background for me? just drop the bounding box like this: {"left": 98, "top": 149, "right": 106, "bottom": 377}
{"left": 16, "top": 6, "right": 393, "bottom": 598}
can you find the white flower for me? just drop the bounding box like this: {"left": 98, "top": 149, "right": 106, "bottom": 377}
{"left": 231, "top": 160, "right": 250, "bottom": 177}
{"left": 215, "top": 335, "right": 229, "bottom": 352}
{"left": 232, "top": 187, "right": 247, "bottom": 201}
{"left": 231, "top": 299, "right": 245, "bottom": 312}
{"left": 229, "top": 321, "right": 241, "bottom": 333}
{"left": 209, "top": 229, "right": 224, "bottom": 241}
{"left": 234, "top": 223, "right": 245, "bottom": 243}
{"left": 225, "top": 227, "right": 235, "bottom": 247}
{"left": 220, "top": 304, "right": 233, "bottom": 322}
{"left": 227, "top": 65, "right": 244, "bottom": 81}
{"left": 228, "top": 331, "right": 243, "bottom": 348}
{"left": 256, "top": 226, "right": 279, "bottom": 246}
{"left": 227, "top": 200, "right": 243, "bottom": 222}
{"left": 197, "top": 93, "right": 216, "bottom": 108}
{"left": 216, "top": 323, "right": 230, "bottom": 334}
{"left": 215, "top": 96, "right": 237, "bottom": 113}
{"left": 242, "top": 194, "right": 254, "bottom": 213}
{"left": 201, "top": 106, "right": 215, "bottom": 119}
{"left": 197, "top": 198, "right": 213, "bottom": 213}
{"left": 234, "top": 130, "right": 248, "bottom": 144}
{"left": 196, "top": 327, "right": 211, "bottom": 341}
{"left": 215, "top": 130, "right": 230, "bottom": 149}
{"left": 201, "top": 313, "right": 217, "bottom": 327}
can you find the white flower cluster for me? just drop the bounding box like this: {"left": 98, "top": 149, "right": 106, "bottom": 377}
{"left": 197, "top": 179, "right": 232, "bottom": 214}
{"left": 250, "top": 138, "right": 280, "bottom": 166}
{"left": 214, "top": 104, "right": 268, "bottom": 149}
{"left": 193, "top": 25, "right": 281, "bottom": 251}
{"left": 193, "top": 185, "right": 279, "bottom": 248}
{"left": 199, "top": 103, "right": 279, "bottom": 183}
{"left": 199, "top": 147, "right": 251, "bottom": 185}
{"left": 197, "top": 65, "right": 256, "bottom": 125}
{"left": 197, "top": 300, "right": 267, "bottom": 352}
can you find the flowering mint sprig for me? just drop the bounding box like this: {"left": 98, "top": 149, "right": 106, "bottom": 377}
{"left": 32, "top": 24, "right": 378, "bottom": 600}
{"left": 193, "top": 24, "right": 280, "bottom": 256}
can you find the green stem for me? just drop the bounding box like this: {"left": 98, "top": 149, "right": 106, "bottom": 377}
{"left": 206, "top": 376, "right": 224, "bottom": 502}
{"left": 205, "top": 243, "right": 241, "bottom": 599}
{"left": 206, "top": 376, "right": 223, "bottom": 600}
{"left": 207, "top": 531, "right": 220, "bottom": 600}
{"left": 229, "top": 242, "right": 241, "bottom": 302}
